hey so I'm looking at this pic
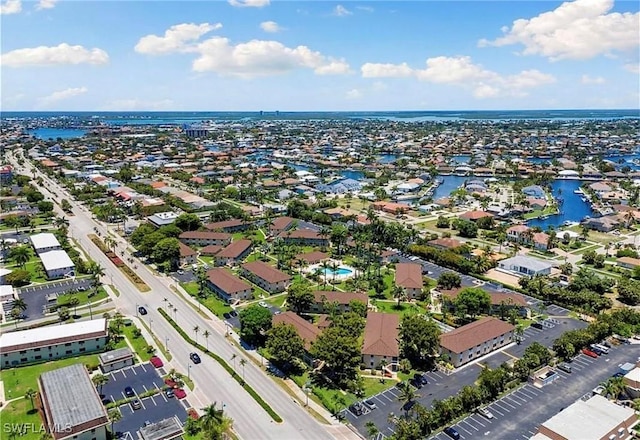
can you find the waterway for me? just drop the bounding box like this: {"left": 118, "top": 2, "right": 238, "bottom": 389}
{"left": 431, "top": 175, "right": 468, "bottom": 200}
{"left": 527, "top": 179, "right": 593, "bottom": 230}
{"left": 28, "top": 128, "right": 87, "bottom": 140}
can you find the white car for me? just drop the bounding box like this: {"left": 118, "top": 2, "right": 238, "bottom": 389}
{"left": 258, "top": 301, "right": 269, "bottom": 308}
{"left": 478, "top": 407, "right": 494, "bottom": 419}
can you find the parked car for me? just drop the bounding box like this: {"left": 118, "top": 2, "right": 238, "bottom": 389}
{"left": 557, "top": 363, "right": 572, "bottom": 374}
{"left": 138, "top": 306, "right": 147, "bottom": 315}
{"left": 349, "top": 403, "right": 363, "bottom": 416}
{"left": 402, "top": 401, "right": 416, "bottom": 412}
{"left": 223, "top": 312, "right": 231, "bottom": 319}
{"left": 174, "top": 388, "right": 187, "bottom": 399}
{"left": 190, "top": 352, "right": 202, "bottom": 364}
{"left": 477, "top": 407, "right": 494, "bottom": 419}
{"left": 177, "top": 270, "right": 184, "bottom": 275}
{"left": 165, "top": 388, "right": 175, "bottom": 398}
{"left": 150, "top": 356, "right": 164, "bottom": 368}
{"left": 531, "top": 322, "right": 544, "bottom": 330}
{"left": 363, "top": 399, "right": 377, "bottom": 410}
{"left": 410, "top": 378, "right": 423, "bottom": 389}
{"left": 258, "top": 301, "right": 269, "bottom": 308}
{"left": 444, "top": 427, "right": 461, "bottom": 440}
{"left": 414, "top": 373, "right": 428, "bottom": 385}
{"left": 230, "top": 310, "right": 238, "bottom": 317}
{"left": 124, "top": 386, "right": 135, "bottom": 397}
{"left": 144, "top": 421, "right": 152, "bottom": 427}
{"left": 582, "top": 348, "right": 599, "bottom": 358}
{"left": 130, "top": 399, "right": 141, "bottom": 410}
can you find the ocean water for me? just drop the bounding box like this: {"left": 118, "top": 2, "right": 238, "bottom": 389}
{"left": 28, "top": 128, "right": 87, "bottom": 140}
{"left": 527, "top": 180, "right": 593, "bottom": 229}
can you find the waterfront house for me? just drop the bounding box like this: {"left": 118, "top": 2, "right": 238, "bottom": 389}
{"left": 582, "top": 215, "right": 620, "bottom": 232}
{"left": 522, "top": 185, "right": 545, "bottom": 198}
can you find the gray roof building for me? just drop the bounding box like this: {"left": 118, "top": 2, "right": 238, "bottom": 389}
{"left": 39, "top": 363, "right": 109, "bottom": 440}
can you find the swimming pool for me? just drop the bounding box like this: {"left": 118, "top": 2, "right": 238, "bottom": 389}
{"left": 322, "top": 267, "right": 353, "bottom": 276}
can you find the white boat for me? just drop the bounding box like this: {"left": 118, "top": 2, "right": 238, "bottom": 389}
{"left": 581, "top": 197, "right": 588, "bottom": 202}
{"left": 573, "top": 189, "right": 584, "bottom": 195}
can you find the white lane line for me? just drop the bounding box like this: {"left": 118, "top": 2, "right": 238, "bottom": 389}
{"left": 489, "top": 405, "right": 504, "bottom": 416}
{"left": 498, "top": 399, "right": 517, "bottom": 410}
{"left": 462, "top": 420, "right": 479, "bottom": 431}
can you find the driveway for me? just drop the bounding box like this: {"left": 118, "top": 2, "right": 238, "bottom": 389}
{"left": 100, "top": 363, "right": 165, "bottom": 406}
{"left": 114, "top": 394, "right": 188, "bottom": 439}
{"left": 17, "top": 277, "right": 93, "bottom": 321}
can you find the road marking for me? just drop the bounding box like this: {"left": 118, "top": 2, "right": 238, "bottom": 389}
{"left": 141, "top": 364, "right": 147, "bottom": 372}
{"left": 462, "top": 420, "right": 479, "bottom": 431}
{"left": 496, "top": 399, "right": 516, "bottom": 410}
{"left": 504, "top": 395, "right": 523, "bottom": 406}
{"left": 120, "top": 370, "right": 127, "bottom": 378}
{"left": 373, "top": 395, "right": 386, "bottom": 405}
{"left": 382, "top": 393, "right": 394, "bottom": 402}
{"left": 131, "top": 367, "right": 138, "bottom": 376}
{"left": 457, "top": 424, "right": 472, "bottom": 436}
{"left": 520, "top": 387, "right": 538, "bottom": 397}
{"left": 470, "top": 415, "right": 486, "bottom": 427}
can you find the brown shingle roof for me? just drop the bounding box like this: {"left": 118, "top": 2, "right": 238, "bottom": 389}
{"left": 270, "top": 216, "right": 294, "bottom": 231}
{"left": 440, "top": 288, "right": 527, "bottom": 307}
{"left": 428, "top": 237, "right": 463, "bottom": 249}
{"left": 242, "top": 261, "right": 291, "bottom": 284}
{"left": 206, "top": 268, "right": 251, "bottom": 294}
{"left": 280, "top": 229, "right": 323, "bottom": 240}
{"left": 217, "top": 239, "right": 252, "bottom": 259}
{"left": 312, "top": 291, "right": 368, "bottom": 306}
{"left": 179, "top": 231, "right": 231, "bottom": 241}
{"left": 440, "top": 317, "right": 514, "bottom": 354}
{"left": 179, "top": 242, "right": 197, "bottom": 257}
{"left": 362, "top": 312, "right": 399, "bottom": 357}
{"left": 459, "top": 210, "right": 493, "bottom": 221}
{"left": 205, "top": 219, "right": 246, "bottom": 231}
{"left": 273, "top": 311, "right": 320, "bottom": 350}
{"left": 395, "top": 263, "right": 423, "bottom": 289}
{"left": 295, "top": 251, "right": 330, "bottom": 264}
{"left": 200, "top": 244, "right": 223, "bottom": 256}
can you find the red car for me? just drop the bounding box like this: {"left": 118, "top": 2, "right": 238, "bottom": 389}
{"left": 582, "top": 348, "right": 598, "bottom": 358}
{"left": 174, "top": 388, "right": 187, "bottom": 399}
{"left": 150, "top": 356, "right": 164, "bottom": 368}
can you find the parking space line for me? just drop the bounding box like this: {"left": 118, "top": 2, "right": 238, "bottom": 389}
{"left": 143, "top": 384, "right": 149, "bottom": 393}
{"left": 462, "top": 420, "right": 478, "bottom": 431}
{"left": 457, "top": 424, "right": 473, "bottom": 436}
{"left": 131, "top": 367, "right": 138, "bottom": 376}
{"left": 120, "top": 370, "right": 127, "bottom": 378}
{"left": 373, "top": 396, "right": 385, "bottom": 404}
{"left": 470, "top": 415, "right": 486, "bottom": 427}
{"left": 504, "top": 395, "right": 523, "bottom": 406}
{"left": 381, "top": 393, "right": 394, "bottom": 402}
{"left": 519, "top": 388, "right": 538, "bottom": 398}
{"left": 141, "top": 364, "right": 147, "bottom": 372}
{"left": 511, "top": 392, "right": 529, "bottom": 403}
{"left": 497, "top": 399, "right": 516, "bottom": 410}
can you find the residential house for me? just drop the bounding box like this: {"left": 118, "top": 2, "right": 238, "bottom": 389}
{"left": 0, "top": 319, "right": 108, "bottom": 367}
{"left": 371, "top": 201, "right": 409, "bottom": 214}
{"left": 279, "top": 229, "right": 329, "bottom": 247}
{"left": 395, "top": 263, "right": 423, "bottom": 299}
{"left": 40, "top": 250, "right": 75, "bottom": 279}
{"left": 307, "top": 291, "right": 368, "bottom": 314}
{"left": 617, "top": 257, "right": 640, "bottom": 270}
{"left": 498, "top": 255, "right": 553, "bottom": 277}
{"left": 215, "top": 239, "right": 253, "bottom": 266}
{"left": 273, "top": 311, "right": 321, "bottom": 363}
{"left": 506, "top": 225, "right": 530, "bottom": 242}
{"left": 179, "top": 231, "right": 232, "bottom": 247}
{"left": 178, "top": 242, "right": 198, "bottom": 267}
{"left": 206, "top": 268, "right": 253, "bottom": 303}
{"left": 39, "top": 364, "right": 110, "bottom": 440}
{"left": 362, "top": 312, "right": 400, "bottom": 371}
{"left": 241, "top": 261, "right": 292, "bottom": 293}
{"left": 522, "top": 185, "right": 545, "bottom": 198}
{"left": 30, "top": 233, "right": 62, "bottom": 254}
{"left": 526, "top": 198, "right": 547, "bottom": 210}
{"left": 459, "top": 211, "right": 494, "bottom": 222}
{"left": 428, "top": 237, "right": 464, "bottom": 251}
{"left": 205, "top": 218, "right": 251, "bottom": 233}
{"left": 439, "top": 317, "right": 515, "bottom": 368}
{"left": 582, "top": 215, "right": 620, "bottom": 232}
{"left": 147, "top": 211, "right": 179, "bottom": 228}
{"left": 269, "top": 216, "right": 295, "bottom": 236}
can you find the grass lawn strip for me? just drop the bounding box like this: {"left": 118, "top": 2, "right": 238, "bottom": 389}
{"left": 0, "top": 399, "right": 42, "bottom": 440}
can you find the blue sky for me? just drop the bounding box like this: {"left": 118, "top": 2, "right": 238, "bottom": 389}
{"left": 1, "top": 0, "right": 638, "bottom": 111}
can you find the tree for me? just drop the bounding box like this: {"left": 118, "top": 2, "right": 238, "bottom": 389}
{"left": 436, "top": 216, "right": 450, "bottom": 228}
{"left": 399, "top": 315, "right": 441, "bottom": 368}
{"left": 265, "top": 323, "right": 305, "bottom": 370}
{"left": 397, "top": 382, "right": 420, "bottom": 417}
{"left": 437, "top": 272, "right": 461, "bottom": 290}
{"left": 5, "top": 269, "right": 31, "bottom": 286}
{"left": 200, "top": 402, "right": 232, "bottom": 440}
{"left": 12, "top": 298, "right": 27, "bottom": 315}
{"left": 175, "top": 213, "right": 202, "bottom": 231}
{"left": 152, "top": 237, "right": 181, "bottom": 268}
{"left": 603, "top": 376, "right": 625, "bottom": 400}
{"left": 203, "top": 329, "right": 211, "bottom": 351}
{"left": 617, "top": 278, "right": 640, "bottom": 305}
{"left": 92, "top": 374, "right": 109, "bottom": 395}
{"left": 393, "top": 285, "right": 407, "bottom": 308}
{"left": 365, "top": 421, "right": 379, "bottom": 440}
{"left": 455, "top": 219, "right": 478, "bottom": 238}
{"left": 238, "top": 305, "right": 272, "bottom": 347}
{"left": 454, "top": 287, "right": 491, "bottom": 319}
{"left": 10, "top": 245, "right": 31, "bottom": 268}
{"left": 310, "top": 326, "right": 361, "bottom": 386}
{"left": 193, "top": 325, "right": 200, "bottom": 344}
{"left": 24, "top": 388, "right": 37, "bottom": 410}
{"left": 108, "top": 409, "right": 122, "bottom": 434}
{"left": 239, "top": 358, "right": 247, "bottom": 383}
{"left": 68, "top": 296, "right": 80, "bottom": 317}
{"left": 57, "top": 306, "right": 70, "bottom": 322}
{"left": 287, "top": 282, "right": 314, "bottom": 314}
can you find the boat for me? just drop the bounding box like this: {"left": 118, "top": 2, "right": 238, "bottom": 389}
{"left": 581, "top": 197, "right": 588, "bottom": 202}
{"left": 573, "top": 189, "right": 584, "bottom": 195}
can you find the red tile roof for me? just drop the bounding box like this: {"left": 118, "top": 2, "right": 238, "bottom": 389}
{"left": 362, "top": 312, "right": 399, "bottom": 357}
{"left": 242, "top": 261, "right": 292, "bottom": 284}
{"left": 395, "top": 263, "right": 423, "bottom": 289}
{"left": 206, "top": 268, "right": 251, "bottom": 294}
{"left": 440, "top": 317, "right": 514, "bottom": 354}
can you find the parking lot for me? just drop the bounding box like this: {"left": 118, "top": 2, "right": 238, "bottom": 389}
{"left": 114, "top": 394, "right": 188, "bottom": 439}
{"left": 17, "top": 277, "right": 93, "bottom": 321}
{"left": 99, "top": 363, "right": 165, "bottom": 405}
{"left": 429, "top": 343, "right": 638, "bottom": 440}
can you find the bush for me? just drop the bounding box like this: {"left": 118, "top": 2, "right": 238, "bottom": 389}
{"left": 5, "top": 269, "right": 31, "bottom": 286}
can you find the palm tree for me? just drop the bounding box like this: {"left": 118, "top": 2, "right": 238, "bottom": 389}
{"left": 397, "top": 382, "right": 419, "bottom": 417}
{"left": 10, "top": 245, "right": 31, "bottom": 268}
{"left": 108, "top": 409, "right": 122, "bottom": 434}
{"left": 10, "top": 308, "right": 22, "bottom": 329}
{"left": 53, "top": 216, "right": 70, "bottom": 231}
{"left": 163, "top": 297, "right": 169, "bottom": 311}
{"left": 68, "top": 296, "right": 80, "bottom": 318}
{"left": 392, "top": 285, "right": 407, "bottom": 308}
{"left": 92, "top": 374, "right": 109, "bottom": 396}
{"left": 193, "top": 325, "right": 200, "bottom": 344}
{"left": 239, "top": 358, "right": 247, "bottom": 383}
{"left": 365, "top": 421, "right": 379, "bottom": 440}
{"left": 200, "top": 402, "right": 232, "bottom": 440}
{"left": 24, "top": 388, "right": 37, "bottom": 410}
{"left": 12, "top": 298, "right": 27, "bottom": 315}
{"left": 203, "top": 330, "right": 210, "bottom": 351}
{"left": 231, "top": 354, "right": 237, "bottom": 374}
{"left": 603, "top": 377, "right": 625, "bottom": 400}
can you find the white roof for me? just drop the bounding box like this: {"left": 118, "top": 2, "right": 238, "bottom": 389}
{"left": 540, "top": 395, "right": 635, "bottom": 440}
{"left": 625, "top": 366, "right": 640, "bottom": 384}
{"left": 0, "top": 268, "right": 13, "bottom": 277}
{"left": 500, "top": 255, "right": 553, "bottom": 272}
{"left": 558, "top": 169, "right": 579, "bottom": 175}
{"left": 0, "top": 318, "right": 107, "bottom": 351}
{"left": 30, "top": 232, "right": 61, "bottom": 250}
{"left": 0, "top": 284, "right": 15, "bottom": 302}
{"left": 40, "top": 250, "right": 75, "bottom": 271}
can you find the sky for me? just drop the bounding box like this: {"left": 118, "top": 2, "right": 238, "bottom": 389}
{"left": 1, "top": 0, "right": 639, "bottom": 111}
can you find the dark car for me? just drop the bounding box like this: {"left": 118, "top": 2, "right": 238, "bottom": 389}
{"left": 138, "top": 306, "right": 147, "bottom": 315}
{"left": 124, "top": 386, "right": 135, "bottom": 397}
{"left": 402, "top": 401, "right": 416, "bottom": 412}
{"left": 165, "top": 388, "right": 175, "bottom": 398}
{"left": 223, "top": 312, "right": 231, "bottom": 320}
{"left": 414, "top": 373, "right": 428, "bottom": 385}
{"left": 410, "top": 378, "right": 423, "bottom": 389}
{"left": 349, "top": 403, "right": 363, "bottom": 416}
{"left": 531, "top": 322, "right": 544, "bottom": 330}
{"left": 190, "top": 352, "right": 201, "bottom": 364}
{"left": 444, "top": 427, "right": 461, "bottom": 440}
{"left": 230, "top": 310, "right": 238, "bottom": 317}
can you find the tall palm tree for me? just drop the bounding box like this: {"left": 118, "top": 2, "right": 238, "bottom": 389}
{"left": 68, "top": 296, "right": 80, "bottom": 318}
{"left": 230, "top": 354, "right": 237, "bottom": 374}
{"left": 10, "top": 245, "right": 31, "bottom": 268}
{"left": 603, "top": 376, "right": 625, "bottom": 400}
{"left": 108, "top": 409, "right": 122, "bottom": 434}
{"left": 239, "top": 358, "right": 247, "bottom": 383}
{"left": 392, "top": 286, "right": 407, "bottom": 308}
{"left": 92, "top": 374, "right": 109, "bottom": 396}
{"left": 203, "top": 330, "right": 210, "bottom": 351}
{"left": 12, "top": 298, "right": 27, "bottom": 314}
{"left": 397, "top": 382, "right": 419, "bottom": 417}
{"left": 193, "top": 325, "right": 200, "bottom": 344}
{"left": 53, "top": 216, "right": 70, "bottom": 231}
{"left": 24, "top": 388, "right": 37, "bottom": 410}
{"left": 200, "top": 402, "right": 232, "bottom": 440}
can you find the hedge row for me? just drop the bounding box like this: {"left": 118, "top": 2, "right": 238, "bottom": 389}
{"left": 157, "top": 308, "right": 283, "bottom": 423}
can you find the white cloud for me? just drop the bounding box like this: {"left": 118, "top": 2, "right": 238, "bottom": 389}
{"left": 102, "top": 99, "right": 175, "bottom": 111}
{"left": 36, "top": 0, "right": 57, "bottom": 10}
{"left": 191, "top": 37, "right": 350, "bottom": 78}
{"left": 0, "top": 0, "right": 21, "bottom": 14}
{"left": 346, "top": 89, "right": 362, "bottom": 99}
{"left": 479, "top": 0, "right": 640, "bottom": 61}
{"left": 623, "top": 63, "right": 640, "bottom": 74}
{"left": 135, "top": 23, "right": 221, "bottom": 55}
{"left": 581, "top": 74, "right": 605, "bottom": 84}
{"left": 333, "top": 5, "right": 352, "bottom": 17}
{"left": 38, "top": 86, "right": 87, "bottom": 107}
{"left": 361, "top": 62, "right": 413, "bottom": 78}
{"left": 228, "top": 0, "right": 269, "bottom": 8}
{"left": 360, "top": 55, "right": 555, "bottom": 99}
{"left": 260, "top": 21, "right": 282, "bottom": 33}
{"left": 0, "top": 43, "right": 109, "bottom": 67}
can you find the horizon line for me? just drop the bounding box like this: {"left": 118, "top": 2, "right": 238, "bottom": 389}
{"left": 2, "top": 108, "right": 639, "bottom": 113}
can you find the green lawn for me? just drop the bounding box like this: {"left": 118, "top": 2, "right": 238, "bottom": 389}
{"left": 181, "top": 282, "right": 199, "bottom": 296}
{"left": 265, "top": 294, "right": 287, "bottom": 309}
{"left": 1, "top": 354, "right": 100, "bottom": 399}
{"left": 6, "top": 257, "right": 47, "bottom": 283}
{"left": 179, "top": 282, "right": 233, "bottom": 317}
{"left": 361, "top": 377, "right": 395, "bottom": 397}
{"left": 122, "top": 322, "right": 154, "bottom": 362}
{"left": 0, "top": 399, "right": 42, "bottom": 440}
{"left": 57, "top": 286, "right": 108, "bottom": 307}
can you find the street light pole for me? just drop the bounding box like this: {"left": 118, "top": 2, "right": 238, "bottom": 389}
{"left": 150, "top": 319, "right": 153, "bottom": 333}
{"left": 165, "top": 337, "right": 169, "bottom": 352}
{"left": 188, "top": 364, "right": 191, "bottom": 380}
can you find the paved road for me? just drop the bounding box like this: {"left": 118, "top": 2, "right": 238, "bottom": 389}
{"left": 9, "top": 155, "right": 356, "bottom": 440}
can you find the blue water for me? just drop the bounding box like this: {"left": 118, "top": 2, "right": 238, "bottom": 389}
{"left": 323, "top": 267, "right": 353, "bottom": 276}
{"left": 341, "top": 170, "right": 365, "bottom": 180}
{"left": 452, "top": 155, "right": 470, "bottom": 164}
{"left": 379, "top": 154, "right": 397, "bottom": 164}
{"left": 431, "top": 175, "right": 468, "bottom": 200}
{"left": 28, "top": 128, "right": 87, "bottom": 139}
{"left": 527, "top": 180, "right": 593, "bottom": 229}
